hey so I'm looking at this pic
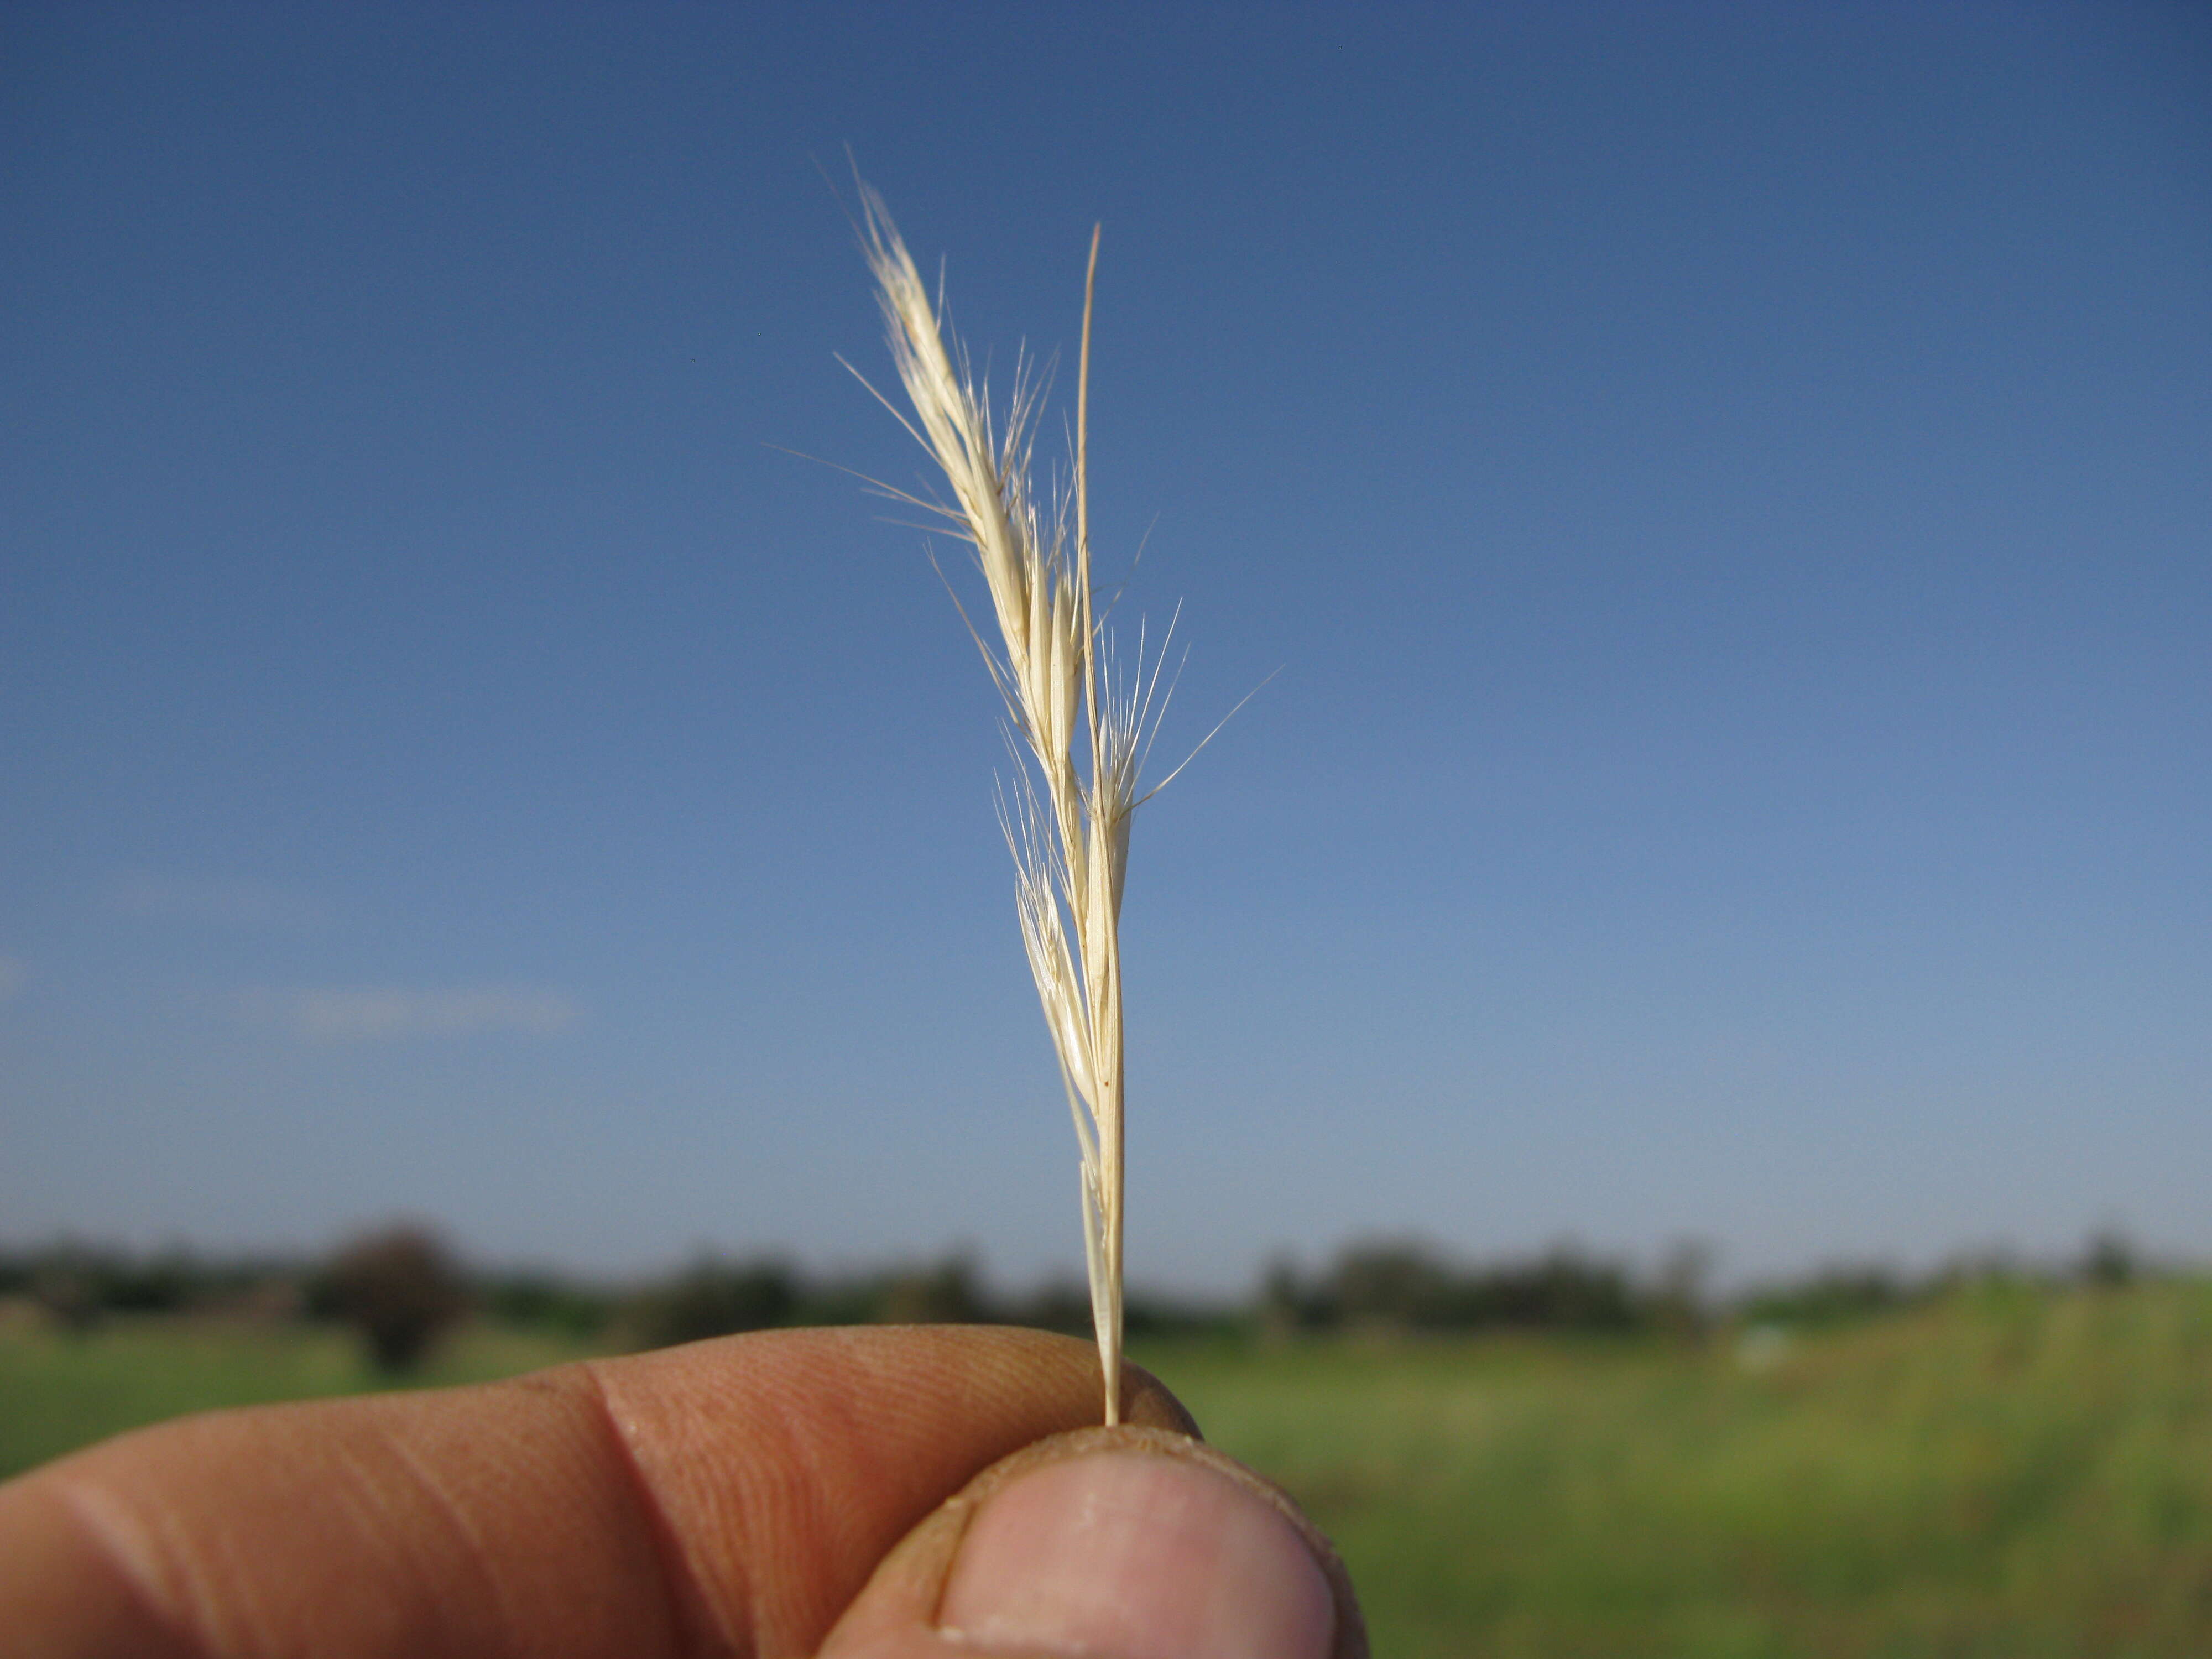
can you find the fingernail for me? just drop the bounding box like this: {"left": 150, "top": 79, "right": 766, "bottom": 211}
{"left": 938, "top": 1449, "right": 1336, "bottom": 1659}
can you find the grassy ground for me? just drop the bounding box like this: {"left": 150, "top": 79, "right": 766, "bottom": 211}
{"left": 0, "top": 1317, "right": 592, "bottom": 1479}
{"left": 1142, "top": 1279, "right": 2212, "bottom": 1658}
{"left": 7, "top": 1282, "right": 2212, "bottom": 1656}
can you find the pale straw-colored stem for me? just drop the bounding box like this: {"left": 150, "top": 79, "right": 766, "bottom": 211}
{"left": 1074, "top": 225, "right": 1125, "bottom": 1425}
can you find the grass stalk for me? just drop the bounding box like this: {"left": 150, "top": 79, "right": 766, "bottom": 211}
{"left": 849, "top": 185, "right": 1181, "bottom": 1423}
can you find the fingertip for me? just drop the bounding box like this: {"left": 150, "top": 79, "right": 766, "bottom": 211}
{"left": 821, "top": 1426, "right": 1365, "bottom": 1659}
{"left": 1119, "top": 1359, "right": 1204, "bottom": 1439}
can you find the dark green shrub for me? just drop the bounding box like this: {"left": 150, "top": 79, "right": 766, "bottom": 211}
{"left": 322, "top": 1227, "right": 468, "bottom": 1371}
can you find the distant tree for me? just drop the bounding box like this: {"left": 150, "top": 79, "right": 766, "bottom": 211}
{"left": 29, "top": 1256, "right": 102, "bottom": 1333}
{"left": 872, "top": 1255, "right": 985, "bottom": 1325}
{"left": 1258, "top": 1256, "right": 1318, "bottom": 1335}
{"left": 103, "top": 1250, "right": 196, "bottom": 1314}
{"left": 1007, "top": 1278, "right": 1097, "bottom": 1338}
{"left": 2082, "top": 1229, "right": 2137, "bottom": 1288}
{"left": 322, "top": 1227, "right": 468, "bottom": 1371}
{"left": 1328, "top": 1241, "right": 1458, "bottom": 1329}
{"left": 1649, "top": 1239, "right": 1713, "bottom": 1340}
{"left": 1309, "top": 1239, "right": 1645, "bottom": 1334}
{"left": 629, "top": 1256, "right": 798, "bottom": 1349}
{"left": 1740, "top": 1265, "right": 1907, "bottom": 1329}
{"left": 1507, "top": 1248, "right": 1639, "bottom": 1332}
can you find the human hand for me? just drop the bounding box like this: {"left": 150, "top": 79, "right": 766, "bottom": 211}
{"left": 0, "top": 1326, "right": 1363, "bottom": 1658}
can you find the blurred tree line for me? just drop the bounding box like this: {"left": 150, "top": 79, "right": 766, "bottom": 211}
{"left": 0, "top": 1229, "right": 1228, "bottom": 1372}
{"left": 1261, "top": 1241, "right": 1660, "bottom": 1336}
{"left": 0, "top": 1226, "right": 2158, "bottom": 1374}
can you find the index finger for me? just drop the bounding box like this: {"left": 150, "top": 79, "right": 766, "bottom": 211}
{"left": 0, "top": 1326, "right": 1197, "bottom": 1659}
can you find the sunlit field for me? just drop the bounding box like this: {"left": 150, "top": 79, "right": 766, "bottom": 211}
{"left": 9, "top": 1281, "right": 2212, "bottom": 1657}
{"left": 0, "top": 1317, "right": 594, "bottom": 1479}
{"left": 1161, "top": 1281, "right": 2212, "bottom": 1658}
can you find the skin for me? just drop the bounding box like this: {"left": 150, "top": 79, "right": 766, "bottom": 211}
{"left": 0, "top": 1327, "right": 1355, "bottom": 1659}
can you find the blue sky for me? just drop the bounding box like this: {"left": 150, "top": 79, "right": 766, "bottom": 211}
{"left": 3, "top": 3, "right": 2207, "bottom": 1294}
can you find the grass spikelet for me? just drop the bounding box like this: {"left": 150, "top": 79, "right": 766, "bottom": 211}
{"left": 848, "top": 183, "right": 1191, "bottom": 1425}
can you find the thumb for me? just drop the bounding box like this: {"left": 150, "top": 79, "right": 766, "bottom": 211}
{"left": 820, "top": 1425, "right": 1366, "bottom": 1659}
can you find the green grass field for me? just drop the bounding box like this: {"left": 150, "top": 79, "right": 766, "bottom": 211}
{"left": 7, "top": 1281, "right": 2212, "bottom": 1657}
{"left": 1159, "top": 1281, "right": 2212, "bottom": 1658}
{"left": 0, "top": 1316, "right": 591, "bottom": 1480}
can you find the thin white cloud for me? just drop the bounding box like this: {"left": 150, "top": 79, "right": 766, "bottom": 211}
{"left": 243, "top": 986, "right": 580, "bottom": 1041}
{"left": 109, "top": 871, "right": 322, "bottom": 928}
{"left": 0, "top": 956, "right": 24, "bottom": 1002}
